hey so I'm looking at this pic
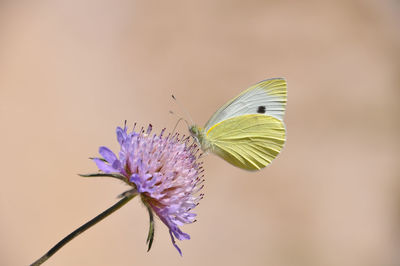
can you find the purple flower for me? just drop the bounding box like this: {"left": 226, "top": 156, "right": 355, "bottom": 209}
{"left": 93, "top": 124, "right": 204, "bottom": 255}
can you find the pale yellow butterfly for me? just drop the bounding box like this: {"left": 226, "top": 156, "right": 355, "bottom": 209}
{"left": 189, "top": 78, "right": 287, "bottom": 171}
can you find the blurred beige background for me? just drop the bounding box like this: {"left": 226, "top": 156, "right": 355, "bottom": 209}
{"left": 0, "top": 1, "right": 399, "bottom": 265}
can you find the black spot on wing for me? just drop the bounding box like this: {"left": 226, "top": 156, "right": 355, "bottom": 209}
{"left": 257, "top": 106, "right": 266, "bottom": 114}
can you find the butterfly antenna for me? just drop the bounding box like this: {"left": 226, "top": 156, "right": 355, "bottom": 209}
{"left": 171, "top": 94, "right": 194, "bottom": 126}
{"left": 169, "top": 111, "right": 190, "bottom": 135}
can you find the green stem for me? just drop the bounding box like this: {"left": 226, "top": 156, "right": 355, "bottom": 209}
{"left": 144, "top": 202, "right": 155, "bottom": 251}
{"left": 30, "top": 191, "right": 137, "bottom": 266}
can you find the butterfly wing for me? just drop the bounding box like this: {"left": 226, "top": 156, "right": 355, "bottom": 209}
{"left": 206, "top": 114, "right": 286, "bottom": 171}
{"left": 204, "top": 78, "right": 287, "bottom": 131}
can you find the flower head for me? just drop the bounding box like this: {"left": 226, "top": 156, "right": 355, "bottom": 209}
{"left": 93, "top": 123, "right": 204, "bottom": 255}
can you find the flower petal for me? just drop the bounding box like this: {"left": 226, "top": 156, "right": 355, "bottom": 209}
{"left": 116, "top": 126, "right": 127, "bottom": 145}
{"left": 156, "top": 213, "right": 191, "bottom": 241}
{"left": 130, "top": 174, "right": 143, "bottom": 192}
{"left": 171, "top": 225, "right": 190, "bottom": 240}
{"left": 169, "top": 230, "right": 182, "bottom": 256}
{"left": 111, "top": 159, "right": 122, "bottom": 171}
{"left": 99, "top": 146, "right": 117, "bottom": 163}
{"left": 93, "top": 158, "right": 116, "bottom": 173}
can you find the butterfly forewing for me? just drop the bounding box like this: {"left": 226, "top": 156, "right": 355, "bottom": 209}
{"left": 204, "top": 78, "right": 287, "bottom": 131}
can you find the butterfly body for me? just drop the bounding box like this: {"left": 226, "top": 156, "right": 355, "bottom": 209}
{"left": 189, "top": 78, "right": 287, "bottom": 171}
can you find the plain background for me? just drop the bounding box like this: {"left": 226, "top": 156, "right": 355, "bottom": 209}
{"left": 0, "top": 1, "right": 399, "bottom": 265}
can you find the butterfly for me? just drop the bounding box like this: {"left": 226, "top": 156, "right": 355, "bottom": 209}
{"left": 189, "top": 78, "right": 287, "bottom": 171}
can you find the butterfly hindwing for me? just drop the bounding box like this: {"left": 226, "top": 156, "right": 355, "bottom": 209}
{"left": 206, "top": 114, "right": 286, "bottom": 170}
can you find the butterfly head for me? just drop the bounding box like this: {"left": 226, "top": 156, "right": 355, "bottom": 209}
{"left": 189, "top": 125, "right": 201, "bottom": 140}
{"left": 189, "top": 125, "right": 208, "bottom": 148}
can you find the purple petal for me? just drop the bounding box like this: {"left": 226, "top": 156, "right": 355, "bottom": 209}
{"left": 111, "top": 160, "right": 122, "bottom": 171}
{"left": 130, "top": 174, "right": 143, "bottom": 191}
{"left": 171, "top": 226, "right": 190, "bottom": 240}
{"left": 93, "top": 158, "right": 116, "bottom": 173}
{"left": 99, "top": 146, "right": 117, "bottom": 163}
{"left": 158, "top": 215, "right": 191, "bottom": 241}
{"left": 169, "top": 230, "right": 182, "bottom": 256}
{"left": 116, "top": 127, "right": 126, "bottom": 145}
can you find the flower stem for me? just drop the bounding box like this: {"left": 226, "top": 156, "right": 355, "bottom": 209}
{"left": 30, "top": 191, "right": 138, "bottom": 266}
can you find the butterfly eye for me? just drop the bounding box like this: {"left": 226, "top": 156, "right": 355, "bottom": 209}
{"left": 189, "top": 126, "right": 197, "bottom": 135}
